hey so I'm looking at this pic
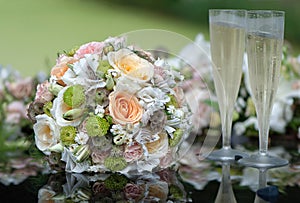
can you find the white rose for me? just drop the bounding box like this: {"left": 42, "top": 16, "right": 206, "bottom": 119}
{"left": 33, "top": 114, "right": 60, "bottom": 155}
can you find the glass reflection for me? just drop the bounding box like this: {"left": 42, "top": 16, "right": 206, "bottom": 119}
{"left": 254, "top": 168, "right": 278, "bottom": 203}
{"left": 214, "top": 162, "right": 237, "bottom": 203}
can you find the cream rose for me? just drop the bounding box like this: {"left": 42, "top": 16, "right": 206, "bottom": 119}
{"left": 109, "top": 91, "right": 143, "bottom": 125}
{"left": 108, "top": 48, "right": 154, "bottom": 82}
{"left": 33, "top": 115, "right": 60, "bottom": 155}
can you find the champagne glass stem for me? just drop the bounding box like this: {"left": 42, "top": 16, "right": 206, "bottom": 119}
{"left": 222, "top": 108, "right": 233, "bottom": 149}
{"left": 258, "top": 113, "right": 270, "bottom": 156}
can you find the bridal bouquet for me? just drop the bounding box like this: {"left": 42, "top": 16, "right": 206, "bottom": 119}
{"left": 29, "top": 36, "right": 192, "bottom": 173}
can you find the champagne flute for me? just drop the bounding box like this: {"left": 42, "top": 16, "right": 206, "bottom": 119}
{"left": 238, "top": 10, "right": 288, "bottom": 168}
{"left": 208, "top": 9, "right": 249, "bottom": 161}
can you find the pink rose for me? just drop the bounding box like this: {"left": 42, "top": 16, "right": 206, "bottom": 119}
{"left": 5, "top": 101, "right": 27, "bottom": 124}
{"left": 6, "top": 77, "right": 33, "bottom": 99}
{"left": 74, "top": 42, "right": 105, "bottom": 59}
{"left": 124, "top": 183, "right": 144, "bottom": 201}
{"left": 91, "top": 149, "right": 110, "bottom": 164}
{"left": 35, "top": 81, "right": 53, "bottom": 103}
{"left": 123, "top": 143, "right": 143, "bottom": 162}
{"left": 109, "top": 91, "right": 143, "bottom": 125}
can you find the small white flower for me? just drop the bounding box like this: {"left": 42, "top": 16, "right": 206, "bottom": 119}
{"left": 167, "top": 105, "right": 175, "bottom": 114}
{"left": 75, "top": 132, "right": 89, "bottom": 145}
{"left": 174, "top": 109, "right": 184, "bottom": 118}
{"left": 107, "top": 69, "right": 119, "bottom": 78}
{"left": 94, "top": 105, "right": 105, "bottom": 117}
{"left": 110, "top": 124, "right": 126, "bottom": 136}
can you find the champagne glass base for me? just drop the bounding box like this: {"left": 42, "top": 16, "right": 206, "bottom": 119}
{"left": 207, "top": 148, "right": 249, "bottom": 162}
{"left": 238, "top": 154, "right": 289, "bottom": 169}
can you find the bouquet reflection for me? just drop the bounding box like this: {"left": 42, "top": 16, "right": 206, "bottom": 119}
{"left": 38, "top": 168, "right": 188, "bottom": 202}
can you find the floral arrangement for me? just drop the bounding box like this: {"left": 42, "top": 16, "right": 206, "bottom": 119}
{"left": 28, "top": 36, "right": 192, "bottom": 173}
{"left": 0, "top": 66, "right": 45, "bottom": 184}
{"left": 38, "top": 169, "right": 187, "bottom": 202}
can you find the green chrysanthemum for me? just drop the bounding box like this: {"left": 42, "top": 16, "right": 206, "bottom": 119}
{"left": 104, "top": 173, "right": 128, "bottom": 190}
{"left": 86, "top": 116, "right": 110, "bottom": 137}
{"left": 104, "top": 157, "right": 128, "bottom": 172}
{"left": 169, "top": 128, "right": 183, "bottom": 147}
{"left": 63, "top": 85, "right": 85, "bottom": 108}
{"left": 169, "top": 185, "right": 184, "bottom": 199}
{"left": 60, "top": 126, "right": 76, "bottom": 146}
{"left": 43, "top": 101, "right": 53, "bottom": 117}
{"left": 166, "top": 94, "right": 179, "bottom": 108}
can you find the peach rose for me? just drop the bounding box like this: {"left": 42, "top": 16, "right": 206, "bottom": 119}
{"left": 51, "top": 55, "right": 76, "bottom": 86}
{"left": 108, "top": 48, "right": 154, "bottom": 82}
{"left": 109, "top": 91, "right": 143, "bottom": 125}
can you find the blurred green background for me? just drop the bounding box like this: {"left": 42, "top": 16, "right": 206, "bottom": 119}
{"left": 0, "top": 0, "right": 299, "bottom": 76}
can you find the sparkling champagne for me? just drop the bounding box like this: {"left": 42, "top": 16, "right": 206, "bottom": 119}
{"left": 210, "top": 22, "right": 245, "bottom": 139}
{"left": 246, "top": 32, "right": 283, "bottom": 153}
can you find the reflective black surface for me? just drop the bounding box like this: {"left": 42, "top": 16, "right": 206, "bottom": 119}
{"left": 1, "top": 148, "right": 299, "bottom": 203}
